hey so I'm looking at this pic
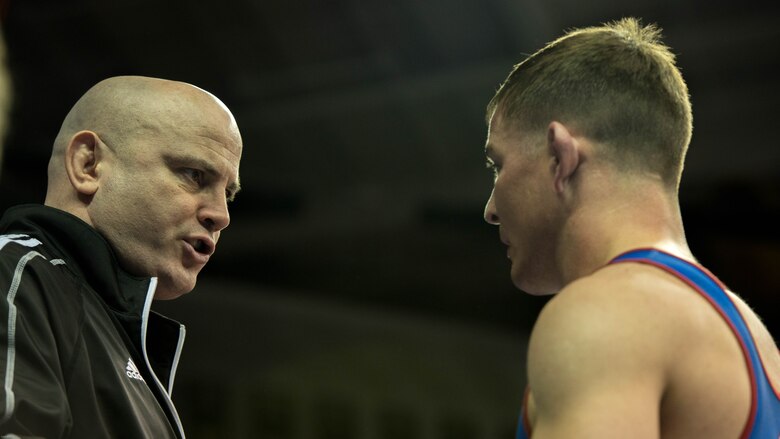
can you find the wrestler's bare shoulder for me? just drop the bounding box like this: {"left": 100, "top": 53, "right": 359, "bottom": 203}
{"left": 539, "top": 262, "right": 714, "bottom": 343}
{"left": 563, "top": 261, "right": 779, "bottom": 390}
{"left": 528, "top": 261, "right": 775, "bottom": 438}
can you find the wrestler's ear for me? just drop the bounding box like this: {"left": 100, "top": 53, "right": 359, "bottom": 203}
{"left": 547, "top": 121, "right": 581, "bottom": 194}
{"left": 64, "top": 130, "right": 102, "bottom": 197}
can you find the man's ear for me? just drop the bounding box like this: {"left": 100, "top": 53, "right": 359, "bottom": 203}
{"left": 547, "top": 121, "right": 581, "bottom": 194}
{"left": 64, "top": 131, "right": 103, "bottom": 197}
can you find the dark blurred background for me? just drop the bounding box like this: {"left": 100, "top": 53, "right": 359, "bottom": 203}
{"left": 1, "top": 1, "right": 778, "bottom": 438}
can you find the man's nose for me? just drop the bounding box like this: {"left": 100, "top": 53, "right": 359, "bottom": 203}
{"left": 199, "top": 192, "right": 231, "bottom": 233}
{"left": 484, "top": 189, "right": 500, "bottom": 225}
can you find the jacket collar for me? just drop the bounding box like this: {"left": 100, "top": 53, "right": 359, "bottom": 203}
{"left": 0, "top": 204, "right": 152, "bottom": 316}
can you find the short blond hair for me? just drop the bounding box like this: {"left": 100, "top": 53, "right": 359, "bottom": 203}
{"left": 488, "top": 18, "right": 693, "bottom": 187}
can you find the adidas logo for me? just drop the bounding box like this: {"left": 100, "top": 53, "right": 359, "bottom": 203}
{"left": 125, "top": 358, "right": 145, "bottom": 382}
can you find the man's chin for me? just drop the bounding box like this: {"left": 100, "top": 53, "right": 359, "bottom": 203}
{"left": 154, "top": 290, "right": 190, "bottom": 301}
{"left": 153, "top": 275, "right": 197, "bottom": 300}
{"left": 511, "top": 271, "right": 558, "bottom": 296}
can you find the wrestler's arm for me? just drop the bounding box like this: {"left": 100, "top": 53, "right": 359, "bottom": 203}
{"left": 527, "top": 279, "right": 668, "bottom": 439}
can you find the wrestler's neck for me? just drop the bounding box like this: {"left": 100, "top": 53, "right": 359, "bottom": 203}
{"left": 555, "top": 174, "right": 693, "bottom": 287}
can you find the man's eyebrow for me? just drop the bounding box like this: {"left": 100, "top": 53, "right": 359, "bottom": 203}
{"left": 227, "top": 178, "right": 241, "bottom": 201}
{"left": 173, "top": 155, "right": 220, "bottom": 177}
{"left": 166, "top": 154, "right": 241, "bottom": 198}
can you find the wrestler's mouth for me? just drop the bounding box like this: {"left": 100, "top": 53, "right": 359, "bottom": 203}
{"left": 499, "top": 229, "right": 510, "bottom": 247}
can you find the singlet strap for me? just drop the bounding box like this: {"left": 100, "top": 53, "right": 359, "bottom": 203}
{"left": 610, "top": 248, "right": 777, "bottom": 438}
{"left": 610, "top": 249, "right": 757, "bottom": 358}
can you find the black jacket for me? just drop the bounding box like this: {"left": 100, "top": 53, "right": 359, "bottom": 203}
{"left": 0, "top": 205, "right": 186, "bottom": 438}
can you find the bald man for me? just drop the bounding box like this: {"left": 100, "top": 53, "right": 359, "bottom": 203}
{"left": 0, "top": 76, "right": 242, "bottom": 438}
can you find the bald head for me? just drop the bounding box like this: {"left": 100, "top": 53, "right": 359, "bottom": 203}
{"left": 46, "top": 76, "right": 242, "bottom": 208}
{"left": 49, "top": 76, "right": 239, "bottom": 167}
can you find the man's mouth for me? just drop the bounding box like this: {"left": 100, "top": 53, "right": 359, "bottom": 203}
{"left": 186, "top": 237, "right": 215, "bottom": 256}
{"left": 194, "top": 240, "right": 208, "bottom": 253}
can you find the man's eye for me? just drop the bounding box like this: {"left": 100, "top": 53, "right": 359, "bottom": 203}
{"left": 182, "top": 168, "right": 204, "bottom": 185}
{"left": 485, "top": 160, "right": 499, "bottom": 176}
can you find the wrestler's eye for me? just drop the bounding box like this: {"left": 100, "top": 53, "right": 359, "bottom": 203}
{"left": 485, "top": 159, "right": 499, "bottom": 177}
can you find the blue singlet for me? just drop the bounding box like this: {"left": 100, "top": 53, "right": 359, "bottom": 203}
{"left": 515, "top": 249, "right": 780, "bottom": 439}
